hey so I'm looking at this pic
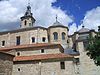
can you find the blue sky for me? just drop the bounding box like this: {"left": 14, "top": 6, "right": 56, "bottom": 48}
{"left": 53, "top": 0, "right": 100, "bottom": 27}
{"left": 0, "top": 0, "right": 100, "bottom": 34}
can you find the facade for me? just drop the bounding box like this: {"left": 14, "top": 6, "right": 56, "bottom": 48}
{"left": 0, "top": 4, "right": 100, "bottom": 75}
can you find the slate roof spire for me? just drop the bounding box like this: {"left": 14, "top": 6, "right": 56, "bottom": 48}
{"left": 24, "top": 0, "right": 32, "bottom": 16}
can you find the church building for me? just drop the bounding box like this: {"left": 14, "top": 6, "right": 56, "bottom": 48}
{"left": 0, "top": 3, "right": 100, "bottom": 75}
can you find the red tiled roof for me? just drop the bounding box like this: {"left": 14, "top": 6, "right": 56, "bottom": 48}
{"left": 14, "top": 53, "right": 73, "bottom": 62}
{"left": 0, "top": 43, "right": 64, "bottom": 52}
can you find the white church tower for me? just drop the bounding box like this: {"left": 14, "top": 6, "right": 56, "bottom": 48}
{"left": 20, "top": 3, "right": 36, "bottom": 28}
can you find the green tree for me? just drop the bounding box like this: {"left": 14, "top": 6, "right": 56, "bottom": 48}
{"left": 86, "top": 26, "right": 100, "bottom": 66}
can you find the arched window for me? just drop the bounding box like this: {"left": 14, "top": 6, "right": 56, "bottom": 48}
{"left": 2, "top": 40, "right": 5, "bottom": 46}
{"left": 53, "top": 32, "right": 58, "bottom": 40}
{"left": 62, "top": 32, "right": 66, "bottom": 40}
{"left": 42, "top": 37, "right": 46, "bottom": 42}
{"left": 24, "top": 20, "right": 27, "bottom": 25}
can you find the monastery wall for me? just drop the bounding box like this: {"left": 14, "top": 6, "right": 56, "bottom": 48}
{"left": 12, "top": 59, "right": 74, "bottom": 75}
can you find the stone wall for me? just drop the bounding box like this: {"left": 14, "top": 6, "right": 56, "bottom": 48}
{"left": 15, "top": 48, "right": 61, "bottom": 56}
{"left": 48, "top": 27, "right": 68, "bottom": 49}
{"left": 0, "top": 26, "right": 70, "bottom": 49}
{"left": 0, "top": 52, "right": 14, "bottom": 75}
{"left": 77, "top": 41, "right": 100, "bottom": 75}
{"left": 12, "top": 58, "right": 74, "bottom": 75}
{"left": 21, "top": 18, "right": 33, "bottom": 28}
{"left": 0, "top": 28, "right": 48, "bottom": 47}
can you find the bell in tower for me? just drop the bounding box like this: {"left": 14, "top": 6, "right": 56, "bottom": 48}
{"left": 20, "top": 2, "right": 36, "bottom": 28}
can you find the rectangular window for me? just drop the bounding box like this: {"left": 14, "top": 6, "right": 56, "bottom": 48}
{"left": 60, "top": 62, "right": 65, "bottom": 69}
{"left": 18, "top": 68, "right": 20, "bottom": 71}
{"left": 41, "top": 49, "right": 44, "bottom": 53}
{"left": 32, "top": 37, "right": 35, "bottom": 43}
{"left": 2, "top": 41, "right": 5, "bottom": 46}
{"left": 29, "top": 23, "right": 32, "bottom": 26}
{"left": 16, "top": 36, "right": 20, "bottom": 45}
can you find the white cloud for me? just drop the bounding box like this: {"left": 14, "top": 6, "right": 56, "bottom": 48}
{"left": 0, "top": 0, "right": 74, "bottom": 31}
{"left": 80, "top": 6, "right": 100, "bottom": 31}
{"left": 68, "top": 23, "right": 77, "bottom": 35}
{"left": 69, "top": 6, "right": 100, "bottom": 35}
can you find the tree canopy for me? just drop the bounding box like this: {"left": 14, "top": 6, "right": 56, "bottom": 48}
{"left": 86, "top": 26, "right": 100, "bottom": 66}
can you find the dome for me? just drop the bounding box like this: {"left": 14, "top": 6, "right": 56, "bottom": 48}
{"left": 53, "top": 21, "right": 63, "bottom": 26}
{"left": 78, "top": 26, "right": 90, "bottom": 33}
{"left": 48, "top": 15, "right": 69, "bottom": 30}
{"left": 49, "top": 20, "right": 68, "bottom": 30}
{"left": 52, "top": 15, "right": 63, "bottom": 26}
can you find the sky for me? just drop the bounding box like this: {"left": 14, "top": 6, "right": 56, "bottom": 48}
{"left": 0, "top": 0, "right": 100, "bottom": 34}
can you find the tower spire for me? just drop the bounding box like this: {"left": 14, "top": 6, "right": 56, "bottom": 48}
{"left": 24, "top": 0, "right": 32, "bottom": 16}
{"left": 20, "top": 0, "right": 36, "bottom": 28}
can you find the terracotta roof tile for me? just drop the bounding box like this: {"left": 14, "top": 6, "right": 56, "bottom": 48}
{"left": 14, "top": 53, "right": 73, "bottom": 61}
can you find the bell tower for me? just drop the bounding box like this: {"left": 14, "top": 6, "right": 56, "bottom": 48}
{"left": 20, "top": 1, "right": 36, "bottom": 28}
